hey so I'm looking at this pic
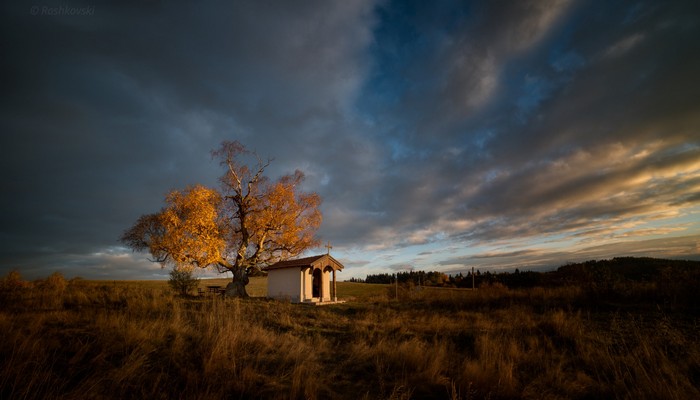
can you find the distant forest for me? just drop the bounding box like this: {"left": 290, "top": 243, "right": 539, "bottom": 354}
{"left": 350, "top": 257, "right": 700, "bottom": 290}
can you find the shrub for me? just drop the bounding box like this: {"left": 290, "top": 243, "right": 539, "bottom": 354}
{"left": 0, "top": 270, "right": 32, "bottom": 306}
{"left": 0, "top": 270, "right": 31, "bottom": 292}
{"left": 168, "top": 267, "right": 199, "bottom": 296}
{"left": 40, "top": 271, "right": 68, "bottom": 292}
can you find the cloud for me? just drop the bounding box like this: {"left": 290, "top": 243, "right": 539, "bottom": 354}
{"left": 603, "top": 33, "right": 646, "bottom": 58}
{"left": 1, "top": 0, "right": 699, "bottom": 280}
{"left": 346, "top": 0, "right": 700, "bottom": 249}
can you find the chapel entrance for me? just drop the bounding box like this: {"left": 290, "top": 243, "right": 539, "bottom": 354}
{"left": 312, "top": 269, "right": 322, "bottom": 298}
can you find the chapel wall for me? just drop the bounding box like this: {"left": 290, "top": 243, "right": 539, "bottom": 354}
{"left": 268, "top": 268, "right": 302, "bottom": 302}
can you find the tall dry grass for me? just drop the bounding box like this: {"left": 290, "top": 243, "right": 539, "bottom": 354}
{"left": 0, "top": 271, "right": 698, "bottom": 399}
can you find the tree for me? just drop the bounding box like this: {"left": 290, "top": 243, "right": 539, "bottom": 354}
{"left": 121, "top": 141, "right": 322, "bottom": 297}
{"left": 168, "top": 267, "right": 200, "bottom": 296}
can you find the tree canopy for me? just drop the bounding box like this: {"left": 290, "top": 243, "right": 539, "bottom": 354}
{"left": 121, "top": 141, "right": 322, "bottom": 296}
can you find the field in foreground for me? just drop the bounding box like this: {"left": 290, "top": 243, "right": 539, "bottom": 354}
{"left": 0, "top": 274, "right": 698, "bottom": 399}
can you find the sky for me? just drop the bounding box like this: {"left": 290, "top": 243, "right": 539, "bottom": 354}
{"left": 1, "top": 0, "right": 699, "bottom": 281}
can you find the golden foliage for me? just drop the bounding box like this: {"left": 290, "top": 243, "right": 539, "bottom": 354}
{"left": 157, "top": 185, "right": 225, "bottom": 268}
{"left": 246, "top": 172, "right": 322, "bottom": 265}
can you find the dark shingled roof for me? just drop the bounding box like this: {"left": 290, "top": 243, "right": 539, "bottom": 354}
{"left": 263, "top": 254, "right": 344, "bottom": 271}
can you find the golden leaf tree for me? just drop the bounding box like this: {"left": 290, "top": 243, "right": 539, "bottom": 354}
{"left": 121, "top": 141, "right": 322, "bottom": 297}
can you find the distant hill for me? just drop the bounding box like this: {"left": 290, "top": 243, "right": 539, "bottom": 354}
{"left": 547, "top": 257, "right": 700, "bottom": 285}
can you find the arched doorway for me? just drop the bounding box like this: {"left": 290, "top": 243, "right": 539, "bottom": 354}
{"left": 312, "top": 268, "right": 322, "bottom": 298}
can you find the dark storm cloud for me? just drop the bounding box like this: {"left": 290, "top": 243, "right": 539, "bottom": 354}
{"left": 1, "top": 0, "right": 378, "bottom": 278}
{"left": 1, "top": 0, "right": 699, "bottom": 279}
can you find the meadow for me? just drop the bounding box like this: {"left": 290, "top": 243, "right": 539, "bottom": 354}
{"left": 0, "top": 271, "right": 698, "bottom": 399}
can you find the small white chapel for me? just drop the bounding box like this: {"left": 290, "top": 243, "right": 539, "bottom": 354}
{"left": 263, "top": 254, "right": 344, "bottom": 303}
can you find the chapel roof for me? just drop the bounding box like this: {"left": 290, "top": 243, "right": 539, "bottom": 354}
{"left": 264, "top": 254, "right": 344, "bottom": 271}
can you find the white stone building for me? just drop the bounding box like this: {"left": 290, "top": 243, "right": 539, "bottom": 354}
{"left": 263, "top": 254, "right": 344, "bottom": 303}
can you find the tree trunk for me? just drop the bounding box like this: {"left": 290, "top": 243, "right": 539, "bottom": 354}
{"left": 225, "top": 267, "right": 249, "bottom": 298}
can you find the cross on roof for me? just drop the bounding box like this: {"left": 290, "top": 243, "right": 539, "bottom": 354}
{"left": 325, "top": 241, "right": 333, "bottom": 255}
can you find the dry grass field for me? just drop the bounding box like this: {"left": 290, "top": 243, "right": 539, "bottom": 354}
{"left": 0, "top": 272, "right": 698, "bottom": 399}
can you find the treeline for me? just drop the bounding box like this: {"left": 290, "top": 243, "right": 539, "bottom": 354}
{"left": 352, "top": 270, "right": 453, "bottom": 286}
{"left": 351, "top": 257, "right": 700, "bottom": 290}
{"left": 349, "top": 269, "right": 541, "bottom": 289}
